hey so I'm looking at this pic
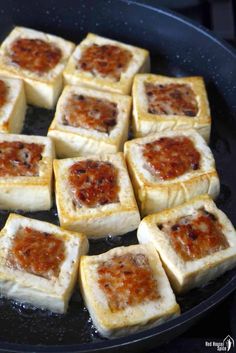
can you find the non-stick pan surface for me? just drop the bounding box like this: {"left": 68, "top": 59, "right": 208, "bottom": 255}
{"left": 0, "top": 1, "right": 236, "bottom": 352}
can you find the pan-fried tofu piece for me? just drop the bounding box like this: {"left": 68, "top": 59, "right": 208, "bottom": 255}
{"left": 124, "top": 129, "right": 219, "bottom": 216}
{"left": 54, "top": 153, "right": 140, "bottom": 238}
{"left": 0, "top": 76, "right": 26, "bottom": 133}
{"left": 63, "top": 33, "right": 150, "bottom": 95}
{"left": 0, "top": 133, "right": 54, "bottom": 211}
{"left": 48, "top": 85, "right": 131, "bottom": 157}
{"left": 137, "top": 195, "right": 236, "bottom": 293}
{"left": 0, "top": 27, "right": 75, "bottom": 109}
{"left": 0, "top": 213, "right": 88, "bottom": 313}
{"left": 132, "top": 74, "right": 211, "bottom": 142}
{"left": 79, "top": 244, "right": 180, "bottom": 338}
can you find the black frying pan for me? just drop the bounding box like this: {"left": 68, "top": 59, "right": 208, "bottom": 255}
{"left": 0, "top": 1, "right": 236, "bottom": 352}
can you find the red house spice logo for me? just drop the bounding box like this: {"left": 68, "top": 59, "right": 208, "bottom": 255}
{"left": 205, "top": 335, "right": 235, "bottom": 351}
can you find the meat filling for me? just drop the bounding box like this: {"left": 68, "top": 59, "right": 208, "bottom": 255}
{"left": 63, "top": 94, "right": 118, "bottom": 133}
{"left": 0, "top": 141, "right": 44, "bottom": 177}
{"left": 10, "top": 38, "right": 62, "bottom": 73}
{"left": 98, "top": 253, "right": 159, "bottom": 312}
{"left": 0, "top": 80, "right": 8, "bottom": 109}
{"left": 69, "top": 160, "right": 119, "bottom": 208}
{"left": 8, "top": 227, "right": 65, "bottom": 279}
{"left": 143, "top": 136, "right": 200, "bottom": 180}
{"left": 158, "top": 208, "right": 229, "bottom": 261}
{"left": 145, "top": 83, "right": 198, "bottom": 117}
{"left": 77, "top": 44, "right": 132, "bottom": 81}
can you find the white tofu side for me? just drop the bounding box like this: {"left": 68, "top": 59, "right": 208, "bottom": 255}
{"left": 124, "top": 129, "right": 220, "bottom": 216}
{"left": 132, "top": 74, "right": 211, "bottom": 142}
{"left": 54, "top": 153, "right": 140, "bottom": 238}
{"left": 48, "top": 85, "right": 131, "bottom": 157}
{"left": 0, "top": 76, "right": 26, "bottom": 133}
{"left": 0, "top": 213, "right": 89, "bottom": 313}
{"left": 0, "top": 134, "right": 55, "bottom": 211}
{"left": 0, "top": 27, "right": 75, "bottom": 109}
{"left": 79, "top": 244, "right": 180, "bottom": 338}
{"left": 63, "top": 33, "right": 150, "bottom": 95}
{"left": 137, "top": 195, "right": 236, "bottom": 293}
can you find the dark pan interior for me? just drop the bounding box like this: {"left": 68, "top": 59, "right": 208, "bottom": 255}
{"left": 0, "top": 0, "right": 236, "bottom": 352}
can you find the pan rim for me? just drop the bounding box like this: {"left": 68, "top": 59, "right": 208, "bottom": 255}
{"left": 120, "top": 0, "right": 236, "bottom": 58}
{"left": 0, "top": 275, "right": 235, "bottom": 352}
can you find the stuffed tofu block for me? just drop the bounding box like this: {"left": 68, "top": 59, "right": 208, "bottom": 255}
{"left": 79, "top": 244, "right": 180, "bottom": 338}
{"left": 138, "top": 195, "right": 236, "bottom": 293}
{"left": 0, "top": 27, "right": 75, "bottom": 109}
{"left": 0, "top": 76, "right": 26, "bottom": 133}
{"left": 48, "top": 85, "right": 131, "bottom": 157}
{"left": 0, "top": 214, "right": 88, "bottom": 313}
{"left": 63, "top": 33, "right": 150, "bottom": 95}
{"left": 54, "top": 153, "right": 140, "bottom": 238}
{"left": 124, "top": 129, "right": 219, "bottom": 216}
{"left": 0, "top": 133, "right": 54, "bottom": 211}
{"left": 132, "top": 74, "right": 211, "bottom": 142}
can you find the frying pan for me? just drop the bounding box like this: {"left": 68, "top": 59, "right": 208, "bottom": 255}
{"left": 0, "top": 0, "right": 236, "bottom": 352}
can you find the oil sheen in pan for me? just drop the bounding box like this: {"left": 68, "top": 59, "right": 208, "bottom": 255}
{"left": 0, "top": 84, "right": 234, "bottom": 346}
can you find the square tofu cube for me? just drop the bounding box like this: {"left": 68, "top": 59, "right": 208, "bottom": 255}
{"left": 137, "top": 195, "right": 236, "bottom": 293}
{"left": 53, "top": 152, "right": 140, "bottom": 238}
{"left": 0, "top": 133, "right": 55, "bottom": 211}
{"left": 132, "top": 75, "right": 211, "bottom": 142}
{"left": 124, "top": 129, "right": 220, "bottom": 216}
{"left": 63, "top": 33, "right": 150, "bottom": 95}
{"left": 48, "top": 85, "right": 131, "bottom": 157}
{"left": 0, "top": 27, "right": 75, "bottom": 109}
{"left": 0, "top": 76, "right": 26, "bottom": 133}
{"left": 0, "top": 213, "right": 88, "bottom": 313}
{"left": 79, "top": 244, "right": 180, "bottom": 338}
